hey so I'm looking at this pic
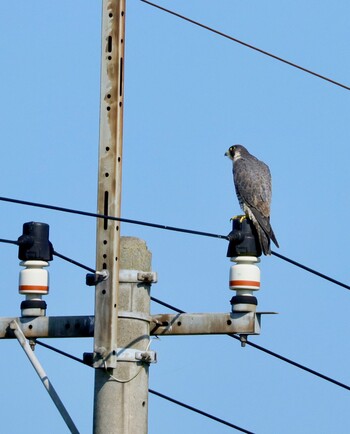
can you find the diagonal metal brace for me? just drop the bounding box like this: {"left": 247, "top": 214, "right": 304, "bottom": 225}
{"left": 10, "top": 320, "right": 80, "bottom": 434}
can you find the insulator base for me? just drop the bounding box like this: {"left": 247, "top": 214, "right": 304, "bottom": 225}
{"left": 230, "top": 295, "right": 258, "bottom": 312}
{"left": 20, "top": 299, "right": 47, "bottom": 317}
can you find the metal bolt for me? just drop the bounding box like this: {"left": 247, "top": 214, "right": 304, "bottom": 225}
{"left": 140, "top": 352, "right": 151, "bottom": 362}
{"left": 137, "top": 272, "right": 154, "bottom": 283}
{"left": 240, "top": 334, "right": 248, "bottom": 348}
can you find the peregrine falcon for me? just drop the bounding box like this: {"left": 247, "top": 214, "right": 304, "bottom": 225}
{"left": 225, "top": 144, "right": 279, "bottom": 255}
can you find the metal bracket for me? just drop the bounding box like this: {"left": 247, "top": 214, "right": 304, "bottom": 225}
{"left": 119, "top": 269, "right": 158, "bottom": 284}
{"left": 116, "top": 347, "right": 157, "bottom": 364}
{"left": 118, "top": 311, "right": 151, "bottom": 322}
{"left": 151, "top": 312, "right": 262, "bottom": 336}
{"left": 86, "top": 270, "right": 109, "bottom": 287}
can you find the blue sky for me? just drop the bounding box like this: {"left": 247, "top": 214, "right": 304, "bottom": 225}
{"left": 0, "top": 1, "right": 349, "bottom": 433}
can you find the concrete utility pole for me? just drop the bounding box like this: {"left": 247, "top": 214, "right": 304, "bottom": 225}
{"left": 93, "top": 237, "right": 155, "bottom": 433}
{"left": 93, "top": 0, "right": 125, "bottom": 371}
{"left": 93, "top": 0, "right": 150, "bottom": 434}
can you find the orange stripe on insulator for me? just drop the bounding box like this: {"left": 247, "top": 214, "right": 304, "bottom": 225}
{"left": 230, "top": 280, "right": 260, "bottom": 287}
{"left": 19, "top": 285, "right": 49, "bottom": 292}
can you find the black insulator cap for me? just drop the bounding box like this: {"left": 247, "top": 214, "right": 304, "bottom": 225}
{"left": 20, "top": 299, "right": 47, "bottom": 310}
{"left": 226, "top": 216, "right": 262, "bottom": 257}
{"left": 230, "top": 295, "right": 258, "bottom": 306}
{"left": 18, "top": 222, "right": 53, "bottom": 261}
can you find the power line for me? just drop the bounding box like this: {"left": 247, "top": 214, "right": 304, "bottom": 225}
{"left": 272, "top": 251, "right": 350, "bottom": 290}
{"left": 228, "top": 334, "right": 350, "bottom": 392}
{"left": 0, "top": 196, "right": 349, "bottom": 291}
{"left": 0, "top": 237, "right": 96, "bottom": 274}
{"left": 151, "top": 296, "right": 184, "bottom": 314}
{"left": 0, "top": 238, "right": 17, "bottom": 245}
{"left": 140, "top": 0, "right": 350, "bottom": 92}
{"left": 0, "top": 196, "right": 228, "bottom": 241}
{"left": 150, "top": 296, "right": 350, "bottom": 392}
{"left": 53, "top": 250, "right": 96, "bottom": 274}
{"left": 35, "top": 340, "right": 253, "bottom": 433}
{"left": 35, "top": 340, "right": 90, "bottom": 366}
{"left": 149, "top": 389, "right": 254, "bottom": 433}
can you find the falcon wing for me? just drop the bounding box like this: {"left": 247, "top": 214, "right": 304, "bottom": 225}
{"left": 233, "top": 156, "right": 272, "bottom": 219}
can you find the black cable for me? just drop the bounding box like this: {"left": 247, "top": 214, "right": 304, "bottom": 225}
{"left": 228, "top": 334, "right": 350, "bottom": 392}
{"left": 53, "top": 250, "right": 96, "bottom": 274}
{"left": 140, "top": 0, "right": 350, "bottom": 92}
{"left": 0, "top": 238, "right": 18, "bottom": 245}
{"left": 271, "top": 250, "right": 350, "bottom": 290}
{"left": 0, "top": 237, "right": 95, "bottom": 274}
{"left": 150, "top": 297, "right": 350, "bottom": 392}
{"left": 35, "top": 340, "right": 90, "bottom": 366}
{"left": 36, "top": 340, "right": 251, "bottom": 433}
{"left": 149, "top": 388, "right": 254, "bottom": 433}
{"left": 0, "top": 196, "right": 349, "bottom": 291}
{"left": 0, "top": 196, "right": 228, "bottom": 241}
{"left": 151, "top": 296, "right": 185, "bottom": 314}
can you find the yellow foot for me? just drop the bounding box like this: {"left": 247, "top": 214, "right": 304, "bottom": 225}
{"left": 230, "top": 214, "right": 246, "bottom": 223}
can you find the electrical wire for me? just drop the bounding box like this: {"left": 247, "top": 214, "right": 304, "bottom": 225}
{"left": 0, "top": 196, "right": 349, "bottom": 291}
{"left": 151, "top": 296, "right": 184, "bottom": 314}
{"left": 106, "top": 338, "right": 152, "bottom": 384}
{"left": 228, "top": 334, "right": 350, "bottom": 392}
{"left": 35, "top": 340, "right": 252, "bottom": 433}
{"left": 150, "top": 297, "right": 350, "bottom": 392}
{"left": 35, "top": 340, "right": 91, "bottom": 365}
{"left": 140, "top": 0, "right": 350, "bottom": 92}
{"left": 149, "top": 388, "right": 254, "bottom": 433}
{"left": 0, "top": 235, "right": 95, "bottom": 274}
{"left": 0, "top": 238, "right": 18, "bottom": 245}
{"left": 271, "top": 251, "right": 350, "bottom": 290}
{"left": 0, "top": 196, "right": 228, "bottom": 240}
{"left": 1, "top": 197, "right": 350, "bottom": 292}
{"left": 53, "top": 250, "right": 96, "bottom": 274}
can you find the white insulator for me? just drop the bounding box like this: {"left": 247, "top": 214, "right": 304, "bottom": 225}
{"left": 19, "top": 260, "right": 49, "bottom": 295}
{"left": 229, "top": 256, "right": 260, "bottom": 292}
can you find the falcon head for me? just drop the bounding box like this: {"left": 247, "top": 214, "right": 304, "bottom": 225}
{"left": 225, "top": 144, "right": 248, "bottom": 161}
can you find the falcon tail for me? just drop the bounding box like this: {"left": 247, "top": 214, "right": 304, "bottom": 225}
{"left": 249, "top": 209, "right": 279, "bottom": 255}
{"left": 269, "top": 227, "right": 279, "bottom": 248}
{"left": 258, "top": 228, "right": 272, "bottom": 256}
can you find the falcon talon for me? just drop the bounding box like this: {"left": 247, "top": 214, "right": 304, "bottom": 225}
{"left": 230, "top": 215, "right": 241, "bottom": 222}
